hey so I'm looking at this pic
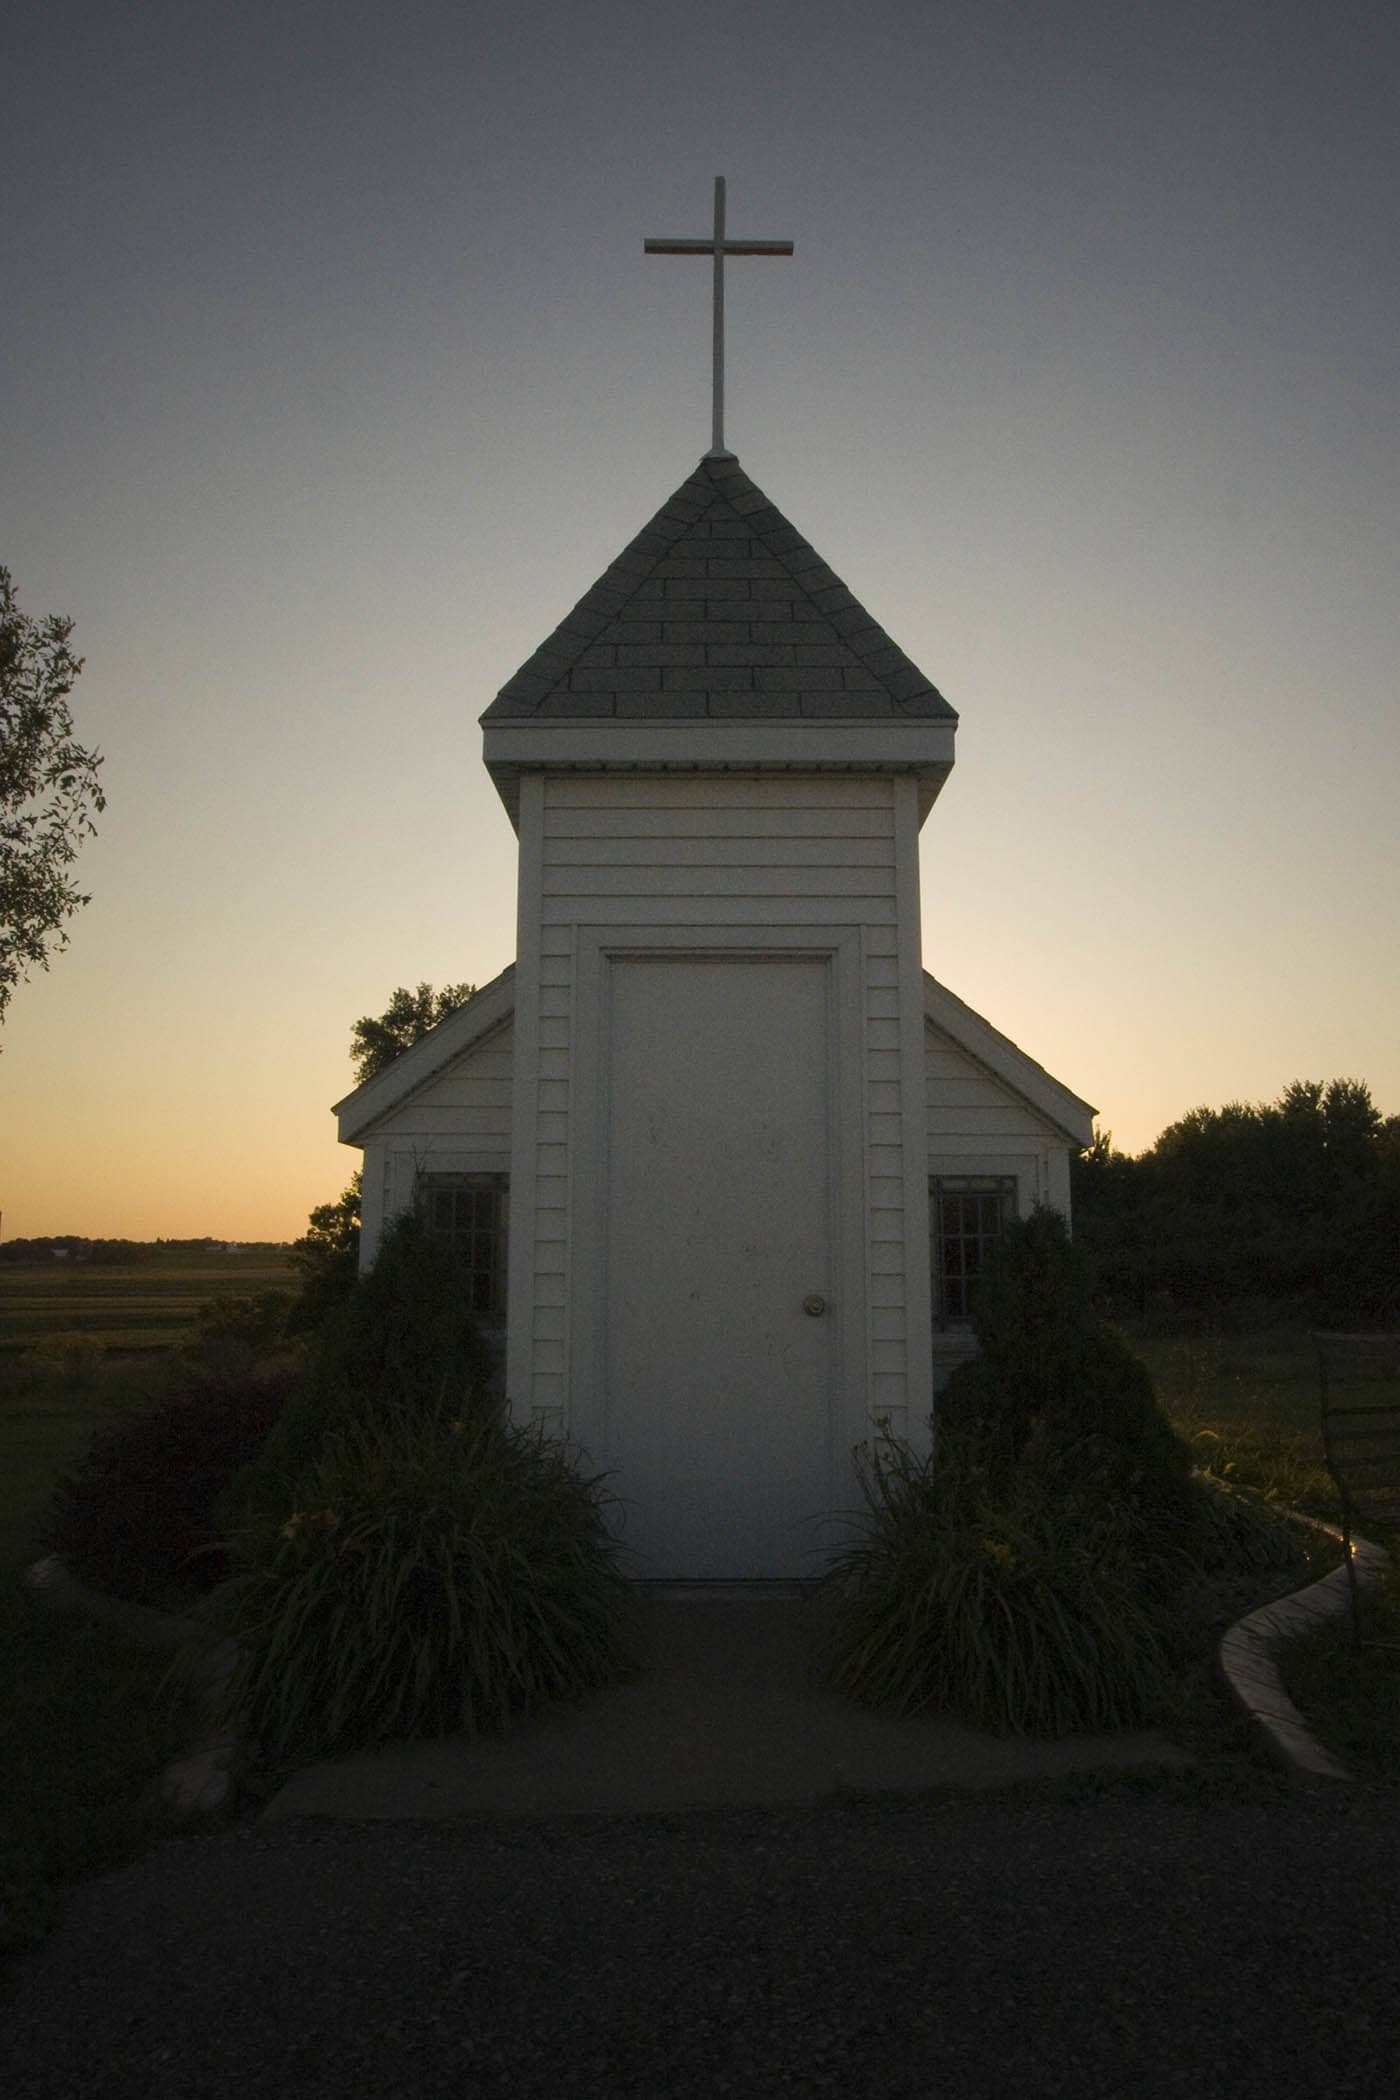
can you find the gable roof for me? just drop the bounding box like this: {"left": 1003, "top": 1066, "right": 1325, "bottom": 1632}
{"left": 333, "top": 967, "right": 515, "bottom": 1145}
{"left": 334, "top": 960, "right": 1095, "bottom": 1154}
{"left": 923, "top": 972, "right": 1097, "bottom": 1147}
{"left": 482, "top": 454, "right": 956, "bottom": 727}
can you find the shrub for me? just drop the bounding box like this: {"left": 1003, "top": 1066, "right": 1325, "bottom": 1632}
{"left": 41, "top": 1360, "right": 296, "bottom": 1606}
{"left": 824, "top": 1210, "right": 1315, "bottom": 1736}
{"left": 230, "top": 1210, "right": 496, "bottom": 1520}
{"left": 936, "top": 1208, "right": 1196, "bottom": 1527}
{"left": 824, "top": 1443, "right": 1181, "bottom": 1736}
{"left": 201, "top": 1404, "right": 638, "bottom": 1757}
{"left": 23, "top": 1333, "right": 105, "bottom": 1378}
{"left": 194, "top": 1289, "right": 295, "bottom": 1356}
{"left": 284, "top": 1174, "right": 361, "bottom": 1339}
{"left": 1182, "top": 1470, "right": 1319, "bottom": 1577}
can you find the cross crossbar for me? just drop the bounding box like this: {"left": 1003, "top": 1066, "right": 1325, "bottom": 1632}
{"left": 645, "top": 177, "right": 793, "bottom": 458}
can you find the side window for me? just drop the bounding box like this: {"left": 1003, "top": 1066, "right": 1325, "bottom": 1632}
{"left": 931, "top": 1177, "right": 1016, "bottom": 1323}
{"left": 420, "top": 1174, "right": 509, "bottom": 1321}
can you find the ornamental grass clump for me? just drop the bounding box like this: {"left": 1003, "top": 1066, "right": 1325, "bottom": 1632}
{"left": 824, "top": 1442, "right": 1181, "bottom": 1737}
{"left": 824, "top": 1209, "right": 1311, "bottom": 1736}
{"left": 201, "top": 1403, "right": 638, "bottom": 1759}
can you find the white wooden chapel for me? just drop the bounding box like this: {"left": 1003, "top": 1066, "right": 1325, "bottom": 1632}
{"left": 334, "top": 182, "right": 1094, "bottom": 1579}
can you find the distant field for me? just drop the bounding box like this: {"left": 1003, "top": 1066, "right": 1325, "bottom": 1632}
{"left": 0, "top": 1253, "right": 298, "bottom": 1355}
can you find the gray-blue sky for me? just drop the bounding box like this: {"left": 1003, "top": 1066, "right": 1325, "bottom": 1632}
{"left": 3, "top": 0, "right": 1397, "bottom": 1233}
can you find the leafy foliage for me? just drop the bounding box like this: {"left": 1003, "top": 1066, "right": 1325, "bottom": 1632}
{"left": 825, "top": 1444, "right": 1182, "bottom": 1735}
{"left": 825, "top": 1210, "right": 1309, "bottom": 1736}
{"left": 350, "top": 980, "right": 474, "bottom": 1084}
{"left": 202, "top": 1403, "right": 637, "bottom": 1758}
{"left": 0, "top": 1597, "right": 197, "bottom": 1955}
{"left": 194, "top": 1287, "right": 296, "bottom": 1356}
{"left": 936, "top": 1209, "right": 1196, "bottom": 1529}
{"left": 23, "top": 1332, "right": 106, "bottom": 1378}
{"left": 286, "top": 1171, "right": 361, "bottom": 1335}
{"left": 1073, "top": 1079, "right": 1400, "bottom": 1324}
{"left": 236, "top": 1209, "right": 496, "bottom": 1517}
{"left": 288, "top": 972, "right": 478, "bottom": 1331}
{"left": 201, "top": 1206, "right": 636, "bottom": 1756}
{"left": 0, "top": 568, "right": 105, "bottom": 1033}
{"left": 41, "top": 1361, "right": 296, "bottom": 1606}
{"left": 1278, "top": 1568, "right": 1400, "bottom": 1783}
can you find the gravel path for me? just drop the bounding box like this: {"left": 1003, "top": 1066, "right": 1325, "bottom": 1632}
{"left": 5, "top": 1779, "right": 1400, "bottom": 2098}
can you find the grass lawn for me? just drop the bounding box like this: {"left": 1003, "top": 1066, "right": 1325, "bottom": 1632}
{"left": 1133, "top": 1327, "right": 1339, "bottom": 1513}
{"left": 1136, "top": 1324, "right": 1399, "bottom": 1783}
{"left": 1277, "top": 1577, "right": 1400, "bottom": 1783}
{"left": 0, "top": 1356, "right": 201, "bottom": 1958}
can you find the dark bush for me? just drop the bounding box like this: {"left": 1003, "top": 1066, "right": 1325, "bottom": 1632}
{"left": 194, "top": 1288, "right": 295, "bottom": 1356}
{"left": 42, "top": 1361, "right": 296, "bottom": 1606}
{"left": 204, "top": 1403, "right": 639, "bottom": 1758}
{"left": 824, "top": 1443, "right": 1183, "bottom": 1735}
{"left": 823, "top": 1209, "right": 1315, "bottom": 1735}
{"left": 226, "top": 1209, "right": 496, "bottom": 1525}
{"left": 199, "top": 1210, "right": 638, "bottom": 1756}
{"left": 936, "top": 1208, "right": 1195, "bottom": 1527}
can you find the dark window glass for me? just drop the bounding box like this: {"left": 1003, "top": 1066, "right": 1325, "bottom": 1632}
{"left": 421, "top": 1175, "right": 509, "bottom": 1318}
{"left": 932, "top": 1177, "right": 1016, "bottom": 1322}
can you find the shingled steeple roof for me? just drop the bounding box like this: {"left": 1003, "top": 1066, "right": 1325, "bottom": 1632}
{"left": 482, "top": 454, "right": 955, "bottom": 725}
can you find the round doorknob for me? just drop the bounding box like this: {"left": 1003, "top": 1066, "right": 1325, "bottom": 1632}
{"left": 803, "top": 1294, "right": 828, "bottom": 1317}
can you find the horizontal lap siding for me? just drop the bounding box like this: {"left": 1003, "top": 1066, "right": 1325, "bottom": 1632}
{"left": 528, "top": 772, "right": 910, "bottom": 1426}
{"left": 542, "top": 865, "right": 895, "bottom": 898}
{"left": 925, "top": 1025, "right": 1056, "bottom": 1144}
{"left": 924, "top": 1020, "right": 1064, "bottom": 1232}
{"left": 543, "top": 896, "right": 898, "bottom": 926}
{"left": 374, "top": 1025, "right": 514, "bottom": 1166}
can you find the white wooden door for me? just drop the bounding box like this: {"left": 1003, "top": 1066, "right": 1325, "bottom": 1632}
{"left": 602, "top": 955, "right": 835, "bottom": 1577}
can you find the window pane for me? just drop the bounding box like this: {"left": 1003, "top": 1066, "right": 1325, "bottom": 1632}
{"left": 931, "top": 1177, "right": 1016, "bottom": 1323}
{"left": 418, "top": 1174, "right": 508, "bottom": 1318}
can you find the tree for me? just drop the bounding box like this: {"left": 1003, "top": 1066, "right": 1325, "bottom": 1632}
{"left": 286, "top": 1171, "right": 362, "bottom": 1335}
{"left": 289, "top": 981, "right": 475, "bottom": 1330}
{"left": 349, "top": 980, "right": 474, "bottom": 1084}
{"left": 1073, "top": 1077, "right": 1397, "bottom": 1322}
{"left": 0, "top": 567, "right": 105, "bottom": 1033}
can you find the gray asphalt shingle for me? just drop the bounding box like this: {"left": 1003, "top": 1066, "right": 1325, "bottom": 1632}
{"left": 482, "top": 455, "right": 956, "bottom": 725}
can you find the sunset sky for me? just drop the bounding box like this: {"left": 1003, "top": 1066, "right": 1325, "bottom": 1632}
{"left": 2, "top": 0, "right": 1396, "bottom": 1241}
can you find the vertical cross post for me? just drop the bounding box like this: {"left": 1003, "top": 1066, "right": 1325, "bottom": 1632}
{"left": 711, "top": 176, "right": 726, "bottom": 459}
{"left": 645, "top": 177, "right": 793, "bottom": 459}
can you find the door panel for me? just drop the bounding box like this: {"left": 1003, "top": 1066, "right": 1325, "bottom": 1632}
{"left": 603, "top": 956, "right": 834, "bottom": 1577}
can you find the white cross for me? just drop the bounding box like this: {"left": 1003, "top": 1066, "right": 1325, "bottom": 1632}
{"left": 645, "top": 177, "right": 793, "bottom": 459}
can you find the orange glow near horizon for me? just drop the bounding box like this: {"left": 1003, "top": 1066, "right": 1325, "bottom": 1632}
{"left": 2, "top": 7, "right": 1396, "bottom": 1242}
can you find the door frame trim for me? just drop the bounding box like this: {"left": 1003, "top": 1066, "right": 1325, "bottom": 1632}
{"left": 567, "top": 924, "right": 867, "bottom": 1513}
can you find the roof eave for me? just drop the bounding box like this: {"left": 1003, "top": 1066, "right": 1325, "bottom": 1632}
{"left": 481, "top": 717, "right": 956, "bottom": 829}
{"left": 333, "top": 967, "right": 516, "bottom": 1145}
{"left": 922, "top": 972, "right": 1097, "bottom": 1147}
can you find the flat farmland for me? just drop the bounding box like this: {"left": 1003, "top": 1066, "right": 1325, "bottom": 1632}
{"left": 0, "top": 1252, "right": 298, "bottom": 1355}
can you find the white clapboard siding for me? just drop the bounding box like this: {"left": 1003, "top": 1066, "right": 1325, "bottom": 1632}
{"left": 924, "top": 1014, "right": 1075, "bottom": 1369}
{"left": 542, "top": 893, "right": 900, "bottom": 927}
{"left": 514, "top": 770, "right": 924, "bottom": 1438}
{"left": 372, "top": 1022, "right": 514, "bottom": 1163}
{"left": 546, "top": 836, "right": 896, "bottom": 867}
{"left": 925, "top": 1022, "right": 1058, "bottom": 1144}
